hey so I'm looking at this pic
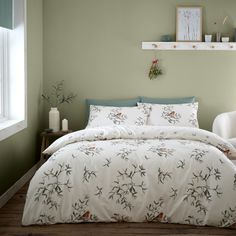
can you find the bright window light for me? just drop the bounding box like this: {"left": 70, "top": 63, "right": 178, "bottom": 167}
{"left": 0, "top": 0, "right": 27, "bottom": 141}
{"left": 0, "top": 27, "right": 8, "bottom": 121}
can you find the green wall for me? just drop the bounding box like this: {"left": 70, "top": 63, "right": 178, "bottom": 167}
{"left": 43, "top": 0, "right": 236, "bottom": 131}
{"left": 0, "top": 0, "right": 43, "bottom": 195}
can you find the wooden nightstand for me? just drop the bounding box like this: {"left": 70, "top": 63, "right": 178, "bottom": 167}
{"left": 40, "top": 130, "right": 72, "bottom": 162}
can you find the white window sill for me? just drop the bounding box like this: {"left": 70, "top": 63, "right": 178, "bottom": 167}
{"left": 0, "top": 119, "right": 27, "bottom": 141}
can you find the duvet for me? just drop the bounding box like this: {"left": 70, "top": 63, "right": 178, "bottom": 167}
{"left": 22, "top": 125, "right": 236, "bottom": 227}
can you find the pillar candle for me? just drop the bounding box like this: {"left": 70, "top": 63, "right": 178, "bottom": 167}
{"left": 62, "top": 119, "right": 68, "bottom": 131}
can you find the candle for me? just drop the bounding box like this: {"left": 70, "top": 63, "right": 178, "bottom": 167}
{"left": 62, "top": 119, "right": 68, "bottom": 131}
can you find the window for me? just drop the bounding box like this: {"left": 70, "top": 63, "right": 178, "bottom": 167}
{"left": 0, "top": 29, "right": 3, "bottom": 119}
{"left": 0, "top": 0, "right": 26, "bottom": 141}
{"left": 0, "top": 27, "right": 8, "bottom": 121}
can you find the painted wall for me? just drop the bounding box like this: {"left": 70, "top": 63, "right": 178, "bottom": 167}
{"left": 0, "top": 0, "right": 43, "bottom": 195}
{"left": 43, "top": 0, "right": 236, "bottom": 131}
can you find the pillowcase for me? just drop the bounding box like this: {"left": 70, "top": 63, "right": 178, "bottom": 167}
{"left": 85, "top": 98, "right": 141, "bottom": 121}
{"left": 87, "top": 105, "right": 150, "bottom": 128}
{"left": 140, "top": 102, "right": 199, "bottom": 128}
{"left": 140, "top": 96, "right": 195, "bottom": 104}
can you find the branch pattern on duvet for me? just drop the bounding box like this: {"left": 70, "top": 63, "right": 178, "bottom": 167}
{"left": 22, "top": 125, "right": 236, "bottom": 227}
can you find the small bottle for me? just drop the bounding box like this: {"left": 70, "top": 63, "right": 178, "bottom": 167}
{"left": 216, "top": 32, "right": 221, "bottom": 42}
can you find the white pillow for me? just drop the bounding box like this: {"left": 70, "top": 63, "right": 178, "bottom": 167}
{"left": 139, "top": 102, "right": 199, "bottom": 128}
{"left": 87, "top": 105, "right": 150, "bottom": 128}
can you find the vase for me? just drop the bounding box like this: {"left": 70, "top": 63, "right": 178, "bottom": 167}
{"left": 49, "top": 107, "right": 60, "bottom": 132}
{"left": 216, "top": 32, "right": 221, "bottom": 42}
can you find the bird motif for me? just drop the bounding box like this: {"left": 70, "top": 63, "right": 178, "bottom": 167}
{"left": 82, "top": 211, "right": 90, "bottom": 220}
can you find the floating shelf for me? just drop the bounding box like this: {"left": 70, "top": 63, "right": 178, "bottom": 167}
{"left": 142, "top": 42, "right": 236, "bottom": 51}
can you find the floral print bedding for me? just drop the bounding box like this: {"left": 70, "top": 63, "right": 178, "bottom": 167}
{"left": 87, "top": 105, "right": 150, "bottom": 127}
{"left": 22, "top": 125, "right": 236, "bottom": 227}
{"left": 140, "top": 102, "right": 199, "bottom": 128}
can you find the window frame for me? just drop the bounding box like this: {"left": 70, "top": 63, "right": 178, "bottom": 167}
{"left": 0, "top": 28, "right": 9, "bottom": 122}
{"left": 0, "top": 0, "right": 27, "bottom": 142}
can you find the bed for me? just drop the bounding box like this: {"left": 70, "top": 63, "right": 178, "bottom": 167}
{"left": 22, "top": 99, "right": 236, "bottom": 227}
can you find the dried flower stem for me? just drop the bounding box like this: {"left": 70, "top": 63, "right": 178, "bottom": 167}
{"left": 42, "top": 80, "right": 77, "bottom": 107}
{"left": 223, "top": 16, "right": 228, "bottom": 25}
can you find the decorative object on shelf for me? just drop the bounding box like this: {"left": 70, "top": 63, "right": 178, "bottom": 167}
{"left": 223, "top": 15, "right": 229, "bottom": 25}
{"left": 148, "top": 59, "right": 162, "bottom": 80}
{"left": 49, "top": 107, "right": 60, "bottom": 132}
{"left": 205, "top": 35, "right": 212, "bottom": 42}
{"left": 62, "top": 119, "right": 69, "bottom": 131}
{"left": 221, "top": 16, "right": 230, "bottom": 42}
{"left": 221, "top": 36, "right": 230, "bottom": 43}
{"left": 216, "top": 32, "right": 221, "bottom": 42}
{"left": 176, "top": 6, "right": 202, "bottom": 42}
{"left": 222, "top": 36, "right": 230, "bottom": 42}
{"left": 214, "top": 16, "right": 229, "bottom": 42}
{"left": 42, "top": 80, "right": 77, "bottom": 132}
{"left": 160, "top": 35, "right": 172, "bottom": 42}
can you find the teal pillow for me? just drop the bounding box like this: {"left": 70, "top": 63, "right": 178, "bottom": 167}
{"left": 140, "top": 96, "right": 195, "bottom": 104}
{"left": 86, "top": 97, "right": 141, "bottom": 121}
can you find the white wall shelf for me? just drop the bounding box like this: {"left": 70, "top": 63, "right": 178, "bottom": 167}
{"left": 142, "top": 42, "right": 236, "bottom": 51}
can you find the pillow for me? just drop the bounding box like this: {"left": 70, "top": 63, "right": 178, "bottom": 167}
{"left": 140, "top": 96, "right": 195, "bottom": 104}
{"left": 140, "top": 102, "right": 199, "bottom": 128}
{"left": 87, "top": 105, "right": 150, "bottom": 128}
{"left": 85, "top": 98, "right": 140, "bottom": 120}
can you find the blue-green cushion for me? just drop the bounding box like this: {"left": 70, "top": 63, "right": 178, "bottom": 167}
{"left": 140, "top": 96, "right": 195, "bottom": 104}
{"left": 86, "top": 97, "right": 141, "bottom": 120}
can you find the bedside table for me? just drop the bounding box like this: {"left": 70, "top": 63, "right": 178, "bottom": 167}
{"left": 40, "top": 130, "right": 73, "bottom": 162}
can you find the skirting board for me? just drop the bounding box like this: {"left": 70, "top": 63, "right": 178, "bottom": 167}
{"left": 0, "top": 161, "right": 40, "bottom": 208}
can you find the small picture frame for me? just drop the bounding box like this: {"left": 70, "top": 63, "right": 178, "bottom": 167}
{"left": 176, "top": 6, "right": 202, "bottom": 42}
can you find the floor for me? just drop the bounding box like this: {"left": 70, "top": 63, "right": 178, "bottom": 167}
{"left": 0, "top": 184, "right": 236, "bottom": 236}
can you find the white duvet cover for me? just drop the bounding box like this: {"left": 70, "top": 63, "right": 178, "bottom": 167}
{"left": 22, "top": 126, "right": 236, "bottom": 227}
